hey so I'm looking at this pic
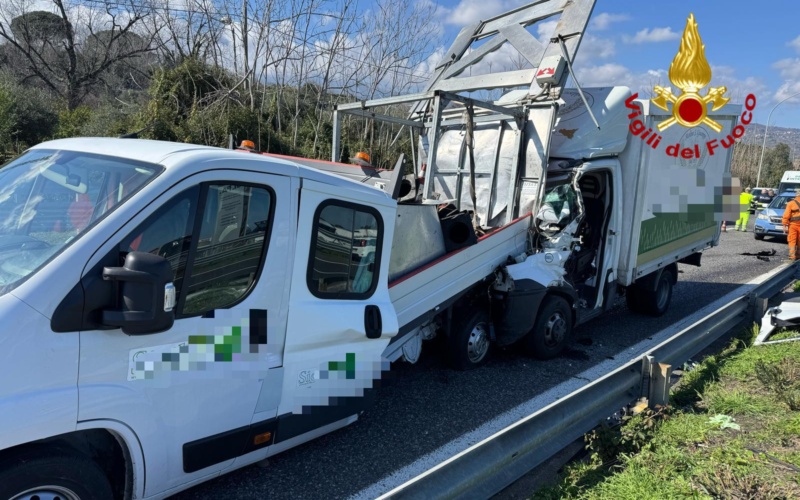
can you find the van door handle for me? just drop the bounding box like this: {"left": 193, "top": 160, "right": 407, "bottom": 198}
{"left": 365, "top": 305, "right": 382, "bottom": 339}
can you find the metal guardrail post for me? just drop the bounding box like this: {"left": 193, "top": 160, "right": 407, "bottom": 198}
{"left": 650, "top": 363, "right": 671, "bottom": 408}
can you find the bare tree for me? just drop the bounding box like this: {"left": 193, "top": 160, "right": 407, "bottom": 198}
{"left": 0, "top": 0, "right": 162, "bottom": 109}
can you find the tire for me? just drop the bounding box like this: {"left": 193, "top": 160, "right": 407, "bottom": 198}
{"left": 754, "top": 233, "right": 765, "bottom": 240}
{"left": 640, "top": 268, "right": 674, "bottom": 317}
{"left": 0, "top": 451, "right": 113, "bottom": 500}
{"left": 447, "top": 308, "right": 492, "bottom": 370}
{"left": 526, "top": 296, "right": 573, "bottom": 360}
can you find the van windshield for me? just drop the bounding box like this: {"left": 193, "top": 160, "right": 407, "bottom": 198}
{"left": 0, "top": 149, "right": 161, "bottom": 294}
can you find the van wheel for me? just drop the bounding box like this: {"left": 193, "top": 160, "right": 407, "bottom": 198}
{"left": 640, "top": 269, "right": 674, "bottom": 317}
{"left": 754, "top": 233, "right": 765, "bottom": 240}
{"left": 448, "top": 309, "right": 491, "bottom": 370}
{"left": 526, "top": 296, "right": 573, "bottom": 359}
{"left": 0, "top": 451, "right": 113, "bottom": 500}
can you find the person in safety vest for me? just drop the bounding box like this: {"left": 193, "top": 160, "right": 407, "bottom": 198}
{"left": 782, "top": 191, "right": 800, "bottom": 260}
{"left": 736, "top": 187, "right": 753, "bottom": 231}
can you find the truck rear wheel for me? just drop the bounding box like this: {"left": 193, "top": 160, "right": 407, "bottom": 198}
{"left": 0, "top": 451, "right": 113, "bottom": 500}
{"left": 526, "top": 296, "right": 573, "bottom": 359}
{"left": 640, "top": 268, "right": 674, "bottom": 317}
{"left": 447, "top": 309, "right": 491, "bottom": 370}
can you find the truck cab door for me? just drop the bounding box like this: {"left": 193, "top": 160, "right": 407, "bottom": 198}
{"left": 274, "top": 180, "right": 398, "bottom": 441}
{"left": 74, "top": 170, "right": 292, "bottom": 496}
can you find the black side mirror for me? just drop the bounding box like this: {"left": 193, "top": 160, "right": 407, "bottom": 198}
{"left": 102, "top": 251, "right": 176, "bottom": 335}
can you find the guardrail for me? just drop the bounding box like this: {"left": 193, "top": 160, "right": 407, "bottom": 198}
{"left": 379, "top": 263, "right": 798, "bottom": 500}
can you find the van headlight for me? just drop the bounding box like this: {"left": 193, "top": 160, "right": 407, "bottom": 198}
{"left": 757, "top": 213, "right": 768, "bottom": 220}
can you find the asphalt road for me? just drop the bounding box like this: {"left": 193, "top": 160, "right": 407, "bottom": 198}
{"left": 172, "top": 220, "right": 787, "bottom": 500}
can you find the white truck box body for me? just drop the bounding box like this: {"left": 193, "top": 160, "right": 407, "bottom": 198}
{"left": 615, "top": 99, "right": 740, "bottom": 285}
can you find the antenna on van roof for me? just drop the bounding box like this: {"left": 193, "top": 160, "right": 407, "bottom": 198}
{"left": 119, "top": 120, "right": 157, "bottom": 139}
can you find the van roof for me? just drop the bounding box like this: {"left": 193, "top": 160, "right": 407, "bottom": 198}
{"left": 30, "top": 137, "right": 391, "bottom": 200}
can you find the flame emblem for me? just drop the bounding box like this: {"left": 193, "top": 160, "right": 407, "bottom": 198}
{"left": 651, "top": 14, "right": 729, "bottom": 132}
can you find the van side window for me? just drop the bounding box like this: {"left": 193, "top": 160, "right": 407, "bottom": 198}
{"left": 119, "top": 186, "right": 199, "bottom": 302}
{"left": 181, "top": 184, "right": 273, "bottom": 315}
{"left": 118, "top": 183, "right": 273, "bottom": 317}
{"left": 307, "top": 201, "right": 382, "bottom": 299}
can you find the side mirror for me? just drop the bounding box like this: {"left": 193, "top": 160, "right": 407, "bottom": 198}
{"left": 102, "top": 251, "right": 176, "bottom": 335}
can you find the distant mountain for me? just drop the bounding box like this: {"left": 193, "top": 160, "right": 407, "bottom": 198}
{"left": 742, "top": 123, "right": 800, "bottom": 158}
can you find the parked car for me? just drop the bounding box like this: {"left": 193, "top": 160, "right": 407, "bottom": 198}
{"left": 750, "top": 187, "right": 774, "bottom": 213}
{"left": 754, "top": 191, "right": 796, "bottom": 240}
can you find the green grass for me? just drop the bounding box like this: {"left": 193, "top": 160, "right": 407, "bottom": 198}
{"left": 769, "top": 329, "right": 800, "bottom": 341}
{"left": 533, "top": 327, "right": 800, "bottom": 500}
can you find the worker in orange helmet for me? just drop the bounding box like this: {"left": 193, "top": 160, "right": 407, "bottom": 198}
{"left": 782, "top": 190, "right": 800, "bottom": 260}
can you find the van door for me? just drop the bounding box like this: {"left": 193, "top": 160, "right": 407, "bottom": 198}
{"left": 75, "top": 170, "right": 292, "bottom": 496}
{"left": 274, "top": 181, "right": 398, "bottom": 441}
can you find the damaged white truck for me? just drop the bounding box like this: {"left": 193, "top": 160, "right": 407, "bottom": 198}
{"left": 0, "top": 0, "right": 739, "bottom": 498}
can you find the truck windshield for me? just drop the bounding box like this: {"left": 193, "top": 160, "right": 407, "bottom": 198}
{"left": 0, "top": 149, "right": 161, "bottom": 294}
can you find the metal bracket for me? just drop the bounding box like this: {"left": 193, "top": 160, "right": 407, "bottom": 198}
{"left": 640, "top": 355, "right": 672, "bottom": 409}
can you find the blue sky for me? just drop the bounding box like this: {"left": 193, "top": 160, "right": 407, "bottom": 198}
{"left": 431, "top": 0, "right": 800, "bottom": 129}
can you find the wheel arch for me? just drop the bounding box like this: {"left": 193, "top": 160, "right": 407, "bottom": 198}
{"left": 634, "top": 262, "right": 678, "bottom": 292}
{"left": 0, "top": 423, "right": 143, "bottom": 500}
{"left": 543, "top": 286, "right": 578, "bottom": 324}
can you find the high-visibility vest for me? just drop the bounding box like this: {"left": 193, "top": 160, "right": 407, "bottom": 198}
{"left": 740, "top": 192, "right": 753, "bottom": 210}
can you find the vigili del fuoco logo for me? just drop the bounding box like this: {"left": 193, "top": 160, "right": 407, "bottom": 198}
{"left": 624, "top": 14, "right": 756, "bottom": 159}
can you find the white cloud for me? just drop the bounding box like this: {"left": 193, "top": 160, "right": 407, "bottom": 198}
{"left": 773, "top": 81, "right": 800, "bottom": 104}
{"left": 536, "top": 19, "right": 559, "bottom": 44}
{"left": 590, "top": 13, "right": 629, "bottom": 31}
{"left": 623, "top": 27, "right": 680, "bottom": 44}
{"left": 570, "top": 63, "right": 765, "bottom": 106}
{"left": 412, "top": 45, "right": 447, "bottom": 80}
{"left": 788, "top": 35, "right": 800, "bottom": 54}
{"left": 774, "top": 58, "right": 800, "bottom": 81}
{"left": 709, "top": 65, "right": 768, "bottom": 103}
{"left": 441, "top": 0, "right": 514, "bottom": 27}
{"left": 572, "top": 63, "right": 632, "bottom": 88}
{"left": 574, "top": 33, "right": 615, "bottom": 64}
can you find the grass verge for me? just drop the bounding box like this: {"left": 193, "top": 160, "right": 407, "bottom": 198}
{"left": 533, "top": 324, "right": 800, "bottom": 499}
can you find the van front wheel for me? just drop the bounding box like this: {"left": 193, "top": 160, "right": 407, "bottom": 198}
{"left": 526, "top": 296, "right": 573, "bottom": 359}
{"left": 0, "top": 451, "right": 113, "bottom": 500}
